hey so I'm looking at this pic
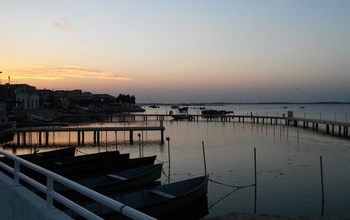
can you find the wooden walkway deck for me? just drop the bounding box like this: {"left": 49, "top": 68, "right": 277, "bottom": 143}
{"left": 126, "top": 113, "right": 350, "bottom": 138}
{"left": 6, "top": 122, "right": 165, "bottom": 146}
{"left": 4, "top": 114, "right": 349, "bottom": 147}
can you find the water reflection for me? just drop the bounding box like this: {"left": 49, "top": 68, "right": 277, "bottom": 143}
{"left": 157, "top": 195, "right": 209, "bottom": 220}
{"left": 1, "top": 118, "right": 350, "bottom": 218}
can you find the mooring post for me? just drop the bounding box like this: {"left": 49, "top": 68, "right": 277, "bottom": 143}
{"left": 320, "top": 156, "right": 324, "bottom": 216}
{"left": 39, "top": 132, "right": 42, "bottom": 146}
{"left": 254, "top": 147, "right": 257, "bottom": 214}
{"left": 16, "top": 132, "right": 20, "bottom": 145}
{"left": 82, "top": 131, "right": 85, "bottom": 146}
{"left": 77, "top": 131, "right": 81, "bottom": 146}
{"left": 129, "top": 130, "right": 134, "bottom": 145}
{"left": 138, "top": 133, "right": 141, "bottom": 158}
{"left": 93, "top": 131, "right": 96, "bottom": 145}
{"left": 23, "top": 132, "right": 26, "bottom": 146}
{"left": 166, "top": 137, "right": 171, "bottom": 183}
{"left": 160, "top": 120, "right": 164, "bottom": 144}
{"left": 105, "top": 131, "right": 108, "bottom": 150}
{"left": 45, "top": 132, "right": 49, "bottom": 146}
{"left": 97, "top": 131, "right": 100, "bottom": 146}
{"left": 115, "top": 131, "right": 118, "bottom": 151}
{"left": 202, "top": 141, "right": 207, "bottom": 175}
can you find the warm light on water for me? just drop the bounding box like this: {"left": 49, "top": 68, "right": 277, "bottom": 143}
{"left": 1, "top": 104, "right": 350, "bottom": 218}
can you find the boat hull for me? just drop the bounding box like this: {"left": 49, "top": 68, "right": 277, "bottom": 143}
{"left": 53, "top": 163, "right": 163, "bottom": 205}
{"left": 64, "top": 175, "right": 209, "bottom": 219}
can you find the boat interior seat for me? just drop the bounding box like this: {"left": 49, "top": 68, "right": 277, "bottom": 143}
{"left": 107, "top": 174, "right": 127, "bottom": 180}
{"left": 149, "top": 189, "right": 175, "bottom": 199}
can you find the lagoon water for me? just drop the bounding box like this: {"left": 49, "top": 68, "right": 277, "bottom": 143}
{"left": 2, "top": 103, "right": 350, "bottom": 218}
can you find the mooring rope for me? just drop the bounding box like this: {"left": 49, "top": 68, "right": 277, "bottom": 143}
{"left": 76, "top": 149, "right": 88, "bottom": 155}
{"left": 209, "top": 178, "right": 255, "bottom": 189}
{"left": 208, "top": 178, "right": 255, "bottom": 209}
{"left": 155, "top": 158, "right": 169, "bottom": 164}
{"left": 208, "top": 187, "right": 240, "bottom": 209}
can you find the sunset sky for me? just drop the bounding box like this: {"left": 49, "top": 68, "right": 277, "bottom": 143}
{"left": 1, "top": 1, "right": 350, "bottom": 103}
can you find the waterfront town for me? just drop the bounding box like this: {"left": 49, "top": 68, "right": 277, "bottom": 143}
{"left": 0, "top": 82, "right": 138, "bottom": 123}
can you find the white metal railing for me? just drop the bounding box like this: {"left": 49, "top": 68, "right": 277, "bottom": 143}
{"left": 0, "top": 150, "right": 156, "bottom": 220}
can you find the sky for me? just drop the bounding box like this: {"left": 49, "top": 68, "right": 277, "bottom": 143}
{"left": 1, "top": 0, "right": 350, "bottom": 103}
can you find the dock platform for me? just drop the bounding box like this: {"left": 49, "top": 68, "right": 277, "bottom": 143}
{"left": 5, "top": 123, "right": 165, "bottom": 146}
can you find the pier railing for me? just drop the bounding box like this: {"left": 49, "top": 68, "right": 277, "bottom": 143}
{"left": 0, "top": 150, "right": 156, "bottom": 220}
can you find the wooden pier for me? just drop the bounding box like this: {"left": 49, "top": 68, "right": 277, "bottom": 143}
{"left": 120, "top": 113, "right": 350, "bottom": 138}
{"left": 6, "top": 122, "right": 165, "bottom": 146}
{"left": 4, "top": 113, "right": 349, "bottom": 147}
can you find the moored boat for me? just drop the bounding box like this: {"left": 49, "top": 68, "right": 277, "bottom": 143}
{"left": 50, "top": 163, "right": 163, "bottom": 206}
{"left": 170, "top": 114, "right": 193, "bottom": 120}
{"left": 2, "top": 150, "right": 157, "bottom": 184}
{"left": 63, "top": 175, "right": 209, "bottom": 219}
{"left": 50, "top": 154, "right": 157, "bottom": 180}
{"left": 0, "top": 147, "right": 77, "bottom": 166}
{"left": 21, "top": 147, "right": 77, "bottom": 160}
{"left": 201, "top": 109, "right": 234, "bottom": 118}
{"left": 169, "top": 107, "right": 192, "bottom": 120}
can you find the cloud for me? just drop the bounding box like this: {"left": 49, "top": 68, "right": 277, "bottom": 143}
{"left": 9, "top": 66, "right": 132, "bottom": 81}
{"left": 53, "top": 20, "right": 73, "bottom": 30}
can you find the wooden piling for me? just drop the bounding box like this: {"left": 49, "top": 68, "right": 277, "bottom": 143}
{"left": 320, "top": 156, "right": 324, "bottom": 216}
{"left": 129, "top": 131, "right": 133, "bottom": 145}
{"left": 45, "top": 132, "right": 49, "bottom": 146}
{"left": 202, "top": 141, "right": 207, "bottom": 175}
{"left": 254, "top": 147, "right": 257, "bottom": 214}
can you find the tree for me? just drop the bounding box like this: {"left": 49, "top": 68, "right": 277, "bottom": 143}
{"left": 117, "top": 94, "right": 136, "bottom": 104}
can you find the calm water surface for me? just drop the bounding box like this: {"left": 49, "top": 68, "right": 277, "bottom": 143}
{"left": 2, "top": 104, "right": 350, "bottom": 218}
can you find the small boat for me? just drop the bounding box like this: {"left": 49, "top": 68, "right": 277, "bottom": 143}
{"left": 170, "top": 114, "right": 193, "bottom": 120}
{"left": 50, "top": 155, "right": 157, "bottom": 180}
{"left": 63, "top": 175, "right": 209, "bottom": 219}
{"left": 127, "top": 105, "right": 146, "bottom": 112}
{"left": 32, "top": 150, "right": 127, "bottom": 169}
{"left": 0, "top": 131, "right": 14, "bottom": 143}
{"left": 178, "top": 107, "right": 188, "bottom": 113}
{"left": 22, "top": 147, "right": 76, "bottom": 160}
{"left": 169, "top": 107, "right": 192, "bottom": 120}
{"left": 201, "top": 110, "right": 233, "bottom": 118}
{"left": 27, "top": 153, "right": 157, "bottom": 182}
{"left": 149, "top": 105, "right": 159, "bottom": 108}
{"left": 3, "top": 150, "right": 157, "bottom": 184}
{"left": 0, "top": 147, "right": 77, "bottom": 165}
{"left": 50, "top": 164, "right": 163, "bottom": 206}
{"left": 26, "top": 113, "right": 52, "bottom": 122}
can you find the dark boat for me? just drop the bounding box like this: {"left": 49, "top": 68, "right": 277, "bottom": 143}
{"left": 50, "top": 164, "right": 163, "bottom": 206}
{"left": 0, "top": 150, "right": 124, "bottom": 183}
{"left": 201, "top": 109, "right": 234, "bottom": 118}
{"left": 170, "top": 114, "right": 192, "bottom": 120}
{"left": 31, "top": 150, "right": 126, "bottom": 168}
{"left": 2, "top": 150, "right": 157, "bottom": 184}
{"left": 63, "top": 175, "right": 209, "bottom": 219}
{"left": 13, "top": 147, "right": 75, "bottom": 160}
{"left": 0, "top": 130, "right": 14, "bottom": 143}
{"left": 0, "top": 147, "right": 77, "bottom": 166}
{"left": 169, "top": 107, "right": 192, "bottom": 120}
{"left": 50, "top": 154, "right": 157, "bottom": 180}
